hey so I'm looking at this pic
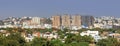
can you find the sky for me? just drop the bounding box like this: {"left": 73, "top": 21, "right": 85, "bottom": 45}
{"left": 0, "top": 0, "right": 120, "bottom": 19}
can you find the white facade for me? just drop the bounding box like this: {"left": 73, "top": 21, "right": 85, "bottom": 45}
{"left": 71, "top": 26, "right": 81, "bottom": 30}
{"left": 80, "top": 30, "right": 101, "bottom": 42}
{"left": 80, "top": 30, "right": 99, "bottom": 36}
{"left": 41, "top": 33, "right": 58, "bottom": 39}
{"left": 44, "top": 24, "right": 52, "bottom": 29}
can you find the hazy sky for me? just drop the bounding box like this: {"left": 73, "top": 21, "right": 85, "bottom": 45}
{"left": 0, "top": 0, "right": 120, "bottom": 19}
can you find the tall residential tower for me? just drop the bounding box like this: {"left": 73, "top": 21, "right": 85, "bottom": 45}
{"left": 71, "top": 15, "right": 81, "bottom": 28}
{"left": 52, "top": 15, "right": 61, "bottom": 28}
{"left": 81, "top": 16, "right": 94, "bottom": 28}
{"left": 61, "top": 14, "right": 71, "bottom": 28}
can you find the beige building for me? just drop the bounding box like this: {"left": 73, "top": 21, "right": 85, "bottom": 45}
{"left": 52, "top": 15, "right": 61, "bottom": 28}
{"left": 61, "top": 14, "right": 71, "bottom": 28}
{"left": 71, "top": 15, "right": 81, "bottom": 27}
{"left": 31, "top": 17, "right": 40, "bottom": 25}
{"left": 109, "top": 33, "right": 120, "bottom": 42}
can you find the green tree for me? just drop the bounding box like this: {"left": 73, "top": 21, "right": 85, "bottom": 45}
{"left": 65, "top": 33, "right": 93, "bottom": 44}
{"left": 0, "top": 32, "right": 27, "bottom": 46}
{"left": 31, "top": 37, "right": 48, "bottom": 46}
{"left": 50, "top": 39, "right": 64, "bottom": 46}
{"left": 97, "top": 37, "right": 118, "bottom": 46}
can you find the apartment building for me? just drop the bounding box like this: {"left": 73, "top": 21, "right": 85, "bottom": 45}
{"left": 61, "top": 14, "right": 71, "bottom": 28}
{"left": 52, "top": 15, "right": 61, "bottom": 28}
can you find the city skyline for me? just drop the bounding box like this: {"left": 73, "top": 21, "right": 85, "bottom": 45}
{"left": 1, "top": 0, "right": 120, "bottom": 46}
{"left": 0, "top": 0, "right": 120, "bottom": 19}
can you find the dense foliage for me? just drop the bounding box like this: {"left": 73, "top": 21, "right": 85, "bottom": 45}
{"left": 96, "top": 37, "right": 120, "bottom": 46}
{"left": 0, "top": 28, "right": 120, "bottom": 46}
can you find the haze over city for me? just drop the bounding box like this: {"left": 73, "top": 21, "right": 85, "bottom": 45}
{"left": 0, "top": 0, "right": 120, "bottom": 19}
{"left": 1, "top": 0, "right": 120, "bottom": 46}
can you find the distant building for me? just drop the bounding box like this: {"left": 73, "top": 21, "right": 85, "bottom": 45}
{"left": 109, "top": 33, "right": 120, "bottom": 42}
{"left": 81, "top": 16, "right": 94, "bottom": 28}
{"left": 80, "top": 30, "right": 99, "bottom": 36}
{"left": 61, "top": 14, "right": 71, "bottom": 28}
{"left": 113, "top": 25, "right": 120, "bottom": 29}
{"left": 0, "top": 20, "right": 4, "bottom": 25}
{"left": 40, "top": 18, "right": 52, "bottom": 24}
{"left": 40, "top": 18, "right": 47, "bottom": 25}
{"left": 93, "top": 16, "right": 120, "bottom": 29}
{"left": 44, "top": 24, "right": 52, "bottom": 29}
{"left": 52, "top": 15, "right": 61, "bottom": 28}
{"left": 41, "top": 32, "right": 58, "bottom": 39}
{"left": 71, "top": 15, "right": 82, "bottom": 30}
{"left": 80, "top": 30, "right": 101, "bottom": 42}
{"left": 22, "top": 20, "right": 31, "bottom": 26}
{"left": 31, "top": 17, "right": 40, "bottom": 25}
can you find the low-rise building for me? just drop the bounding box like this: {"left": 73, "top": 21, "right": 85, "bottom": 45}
{"left": 80, "top": 30, "right": 101, "bottom": 42}
{"left": 109, "top": 33, "right": 120, "bottom": 42}
{"left": 41, "top": 32, "right": 58, "bottom": 40}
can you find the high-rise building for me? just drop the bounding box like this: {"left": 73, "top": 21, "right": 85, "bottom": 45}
{"left": 31, "top": 17, "right": 40, "bottom": 25}
{"left": 61, "top": 14, "right": 71, "bottom": 28}
{"left": 81, "top": 16, "right": 94, "bottom": 28}
{"left": 52, "top": 15, "right": 61, "bottom": 28}
{"left": 71, "top": 15, "right": 81, "bottom": 27}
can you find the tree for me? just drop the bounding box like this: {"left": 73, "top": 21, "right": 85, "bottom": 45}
{"left": 65, "top": 33, "right": 93, "bottom": 44}
{"left": 70, "top": 42, "right": 89, "bottom": 46}
{"left": 0, "top": 32, "right": 27, "bottom": 46}
{"left": 4, "top": 40, "right": 20, "bottom": 46}
{"left": 97, "top": 37, "right": 119, "bottom": 46}
{"left": 31, "top": 37, "right": 48, "bottom": 46}
{"left": 80, "top": 36, "right": 93, "bottom": 43}
{"left": 8, "top": 33, "right": 26, "bottom": 46}
{"left": 65, "top": 33, "right": 76, "bottom": 44}
{"left": 50, "top": 39, "right": 64, "bottom": 46}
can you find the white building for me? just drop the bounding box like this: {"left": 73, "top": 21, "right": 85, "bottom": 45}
{"left": 71, "top": 26, "right": 81, "bottom": 30}
{"left": 25, "top": 34, "right": 34, "bottom": 42}
{"left": 80, "top": 30, "right": 101, "bottom": 42}
{"left": 41, "top": 32, "right": 58, "bottom": 39}
{"left": 44, "top": 24, "right": 52, "bottom": 29}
